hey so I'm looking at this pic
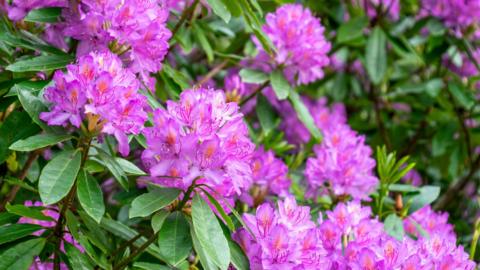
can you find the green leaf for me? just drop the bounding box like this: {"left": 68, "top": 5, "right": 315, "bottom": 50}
{"left": 0, "top": 238, "right": 46, "bottom": 270}
{"left": 239, "top": 68, "right": 268, "bottom": 84}
{"left": 0, "top": 110, "right": 40, "bottom": 164}
{"left": 270, "top": 70, "right": 291, "bottom": 100}
{"left": 115, "top": 157, "right": 147, "bottom": 176}
{"left": 432, "top": 124, "right": 456, "bottom": 157}
{"left": 288, "top": 91, "right": 322, "bottom": 141}
{"left": 384, "top": 214, "right": 404, "bottom": 241}
{"left": 409, "top": 185, "right": 441, "bottom": 213}
{"left": 95, "top": 149, "right": 129, "bottom": 190}
{"left": 162, "top": 63, "right": 190, "bottom": 90}
{"left": 256, "top": 94, "right": 276, "bottom": 134}
{"left": 190, "top": 226, "right": 217, "bottom": 270}
{"left": 6, "top": 54, "right": 75, "bottom": 72}
{"left": 191, "top": 194, "right": 230, "bottom": 270}
{"left": 77, "top": 169, "right": 105, "bottom": 223}
{"left": 100, "top": 218, "right": 167, "bottom": 262}
{"left": 337, "top": 16, "right": 368, "bottom": 44}
{"left": 158, "top": 212, "right": 192, "bottom": 265}
{"left": 65, "top": 242, "right": 94, "bottom": 270}
{"left": 24, "top": 7, "right": 62, "bottom": 23}
{"left": 17, "top": 87, "right": 61, "bottom": 133}
{"left": 6, "top": 203, "right": 54, "bottom": 221}
{"left": 388, "top": 184, "right": 420, "bottom": 193}
{"left": 133, "top": 262, "right": 171, "bottom": 270}
{"left": 206, "top": 0, "right": 231, "bottom": 23}
{"left": 152, "top": 210, "right": 169, "bottom": 233}
{"left": 200, "top": 188, "right": 235, "bottom": 231}
{"left": 0, "top": 32, "right": 66, "bottom": 55}
{"left": 193, "top": 24, "right": 214, "bottom": 62}
{"left": 448, "top": 82, "right": 475, "bottom": 109}
{"left": 0, "top": 212, "right": 19, "bottom": 226}
{"left": 9, "top": 133, "right": 72, "bottom": 151}
{"left": 39, "top": 150, "right": 82, "bottom": 205}
{"left": 129, "top": 187, "right": 181, "bottom": 218}
{"left": 228, "top": 240, "right": 249, "bottom": 270}
{"left": 220, "top": 0, "right": 242, "bottom": 17}
{"left": 0, "top": 224, "right": 43, "bottom": 245}
{"left": 365, "top": 26, "right": 387, "bottom": 85}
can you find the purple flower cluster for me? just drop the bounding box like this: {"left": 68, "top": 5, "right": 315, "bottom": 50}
{"left": 305, "top": 122, "right": 378, "bottom": 201}
{"left": 63, "top": 0, "right": 171, "bottom": 80}
{"left": 421, "top": 0, "right": 480, "bottom": 37}
{"left": 235, "top": 198, "right": 476, "bottom": 269}
{"left": 352, "top": 0, "right": 400, "bottom": 20}
{"left": 256, "top": 4, "right": 331, "bottom": 85}
{"left": 141, "top": 88, "right": 255, "bottom": 198}
{"left": 241, "top": 147, "right": 291, "bottom": 206}
{"left": 40, "top": 51, "right": 147, "bottom": 156}
{"left": 404, "top": 205, "right": 455, "bottom": 240}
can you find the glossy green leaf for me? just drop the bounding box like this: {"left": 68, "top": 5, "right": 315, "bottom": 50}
{"left": 448, "top": 82, "right": 475, "bottom": 109}
{"left": 0, "top": 224, "right": 43, "bottom": 245}
{"left": 337, "top": 16, "right": 368, "bottom": 44}
{"left": 229, "top": 239, "right": 249, "bottom": 270}
{"left": 365, "top": 27, "right": 387, "bottom": 85}
{"left": 191, "top": 194, "right": 230, "bottom": 270}
{"left": 9, "top": 133, "right": 72, "bottom": 151}
{"left": 6, "top": 54, "right": 75, "bottom": 72}
{"left": 39, "top": 150, "right": 82, "bottom": 205}
{"left": 200, "top": 188, "right": 235, "bottom": 231}
{"left": 133, "top": 262, "right": 171, "bottom": 270}
{"left": 162, "top": 63, "right": 190, "bottom": 90}
{"left": 129, "top": 187, "right": 181, "bottom": 218}
{"left": 5, "top": 203, "right": 54, "bottom": 221}
{"left": 206, "top": 0, "right": 231, "bottom": 23}
{"left": 384, "top": 214, "right": 405, "bottom": 241}
{"left": 158, "top": 212, "right": 192, "bottom": 265}
{"left": 288, "top": 91, "right": 322, "bottom": 141}
{"left": 115, "top": 157, "right": 147, "bottom": 175}
{"left": 256, "top": 94, "right": 276, "bottom": 134}
{"left": 239, "top": 68, "right": 268, "bottom": 84}
{"left": 17, "top": 87, "right": 61, "bottom": 133}
{"left": 24, "top": 7, "right": 62, "bottom": 23}
{"left": 152, "top": 210, "right": 169, "bottom": 233}
{"left": 65, "top": 242, "right": 94, "bottom": 270}
{"left": 77, "top": 169, "right": 105, "bottom": 223}
{"left": 409, "top": 185, "right": 441, "bottom": 213}
{"left": 193, "top": 24, "right": 214, "bottom": 62}
{"left": 0, "top": 238, "right": 46, "bottom": 270}
{"left": 191, "top": 226, "right": 217, "bottom": 270}
{"left": 0, "top": 32, "right": 66, "bottom": 55}
{"left": 96, "top": 149, "right": 129, "bottom": 190}
{"left": 270, "top": 70, "right": 291, "bottom": 100}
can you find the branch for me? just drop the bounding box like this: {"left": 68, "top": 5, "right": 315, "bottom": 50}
{"left": 170, "top": 0, "right": 200, "bottom": 39}
{"left": 112, "top": 231, "right": 160, "bottom": 270}
{"left": 195, "top": 59, "right": 229, "bottom": 87}
{"left": 369, "top": 85, "right": 392, "bottom": 150}
{"left": 0, "top": 150, "right": 41, "bottom": 211}
{"left": 434, "top": 154, "right": 480, "bottom": 210}
{"left": 239, "top": 81, "right": 269, "bottom": 107}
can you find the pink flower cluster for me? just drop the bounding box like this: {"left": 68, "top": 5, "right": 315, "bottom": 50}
{"left": 40, "top": 51, "right": 147, "bottom": 156}
{"left": 63, "top": 0, "right": 171, "bottom": 81}
{"left": 404, "top": 205, "right": 455, "bottom": 240}
{"left": 255, "top": 4, "right": 331, "bottom": 85}
{"left": 421, "top": 0, "right": 480, "bottom": 37}
{"left": 305, "top": 123, "right": 378, "bottom": 201}
{"left": 141, "top": 88, "right": 255, "bottom": 199}
{"left": 235, "top": 198, "right": 476, "bottom": 269}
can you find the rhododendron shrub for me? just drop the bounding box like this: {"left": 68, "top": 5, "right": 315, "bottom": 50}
{"left": 0, "top": 0, "right": 479, "bottom": 269}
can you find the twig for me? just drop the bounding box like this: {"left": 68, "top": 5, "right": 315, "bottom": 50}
{"left": 195, "top": 59, "right": 229, "bottom": 87}
{"left": 109, "top": 233, "right": 143, "bottom": 262}
{"left": 239, "top": 81, "right": 269, "bottom": 106}
{"left": 434, "top": 154, "right": 480, "bottom": 210}
{"left": 170, "top": 0, "right": 200, "bottom": 39}
{"left": 112, "top": 231, "right": 160, "bottom": 270}
{"left": 369, "top": 85, "right": 392, "bottom": 150}
{"left": 0, "top": 150, "right": 41, "bottom": 211}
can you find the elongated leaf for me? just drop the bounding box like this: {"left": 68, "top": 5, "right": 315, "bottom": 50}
{"left": 288, "top": 91, "right": 322, "bottom": 141}
{"left": 229, "top": 240, "right": 249, "bottom": 270}
{"left": 162, "top": 63, "right": 190, "bottom": 90}
{"left": 17, "top": 87, "right": 61, "bottom": 133}
{"left": 129, "top": 187, "right": 181, "bottom": 218}
{"left": 193, "top": 24, "right": 214, "bottom": 62}
{"left": 65, "top": 243, "right": 94, "bottom": 270}
{"left": 409, "top": 185, "right": 440, "bottom": 213}
{"left": 206, "top": 0, "right": 231, "bottom": 23}
{"left": 0, "top": 238, "right": 46, "bottom": 270}
{"left": 384, "top": 214, "right": 404, "bottom": 241}
{"left": 365, "top": 27, "right": 387, "bottom": 85}
{"left": 7, "top": 54, "right": 74, "bottom": 72}
{"left": 0, "top": 32, "right": 66, "bottom": 55}
{"left": 270, "top": 70, "right": 290, "bottom": 100}
{"left": 239, "top": 68, "right": 268, "bottom": 84}
{"left": 24, "top": 7, "right": 62, "bottom": 23}
{"left": 191, "top": 227, "right": 217, "bottom": 270}
{"left": 158, "top": 212, "right": 192, "bottom": 265}
{"left": 115, "top": 157, "right": 146, "bottom": 175}
{"left": 10, "top": 133, "right": 72, "bottom": 151}
{"left": 39, "top": 150, "right": 82, "bottom": 205}
{"left": 191, "top": 194, "right": 230, "bottom": 270}
{"left": 0, "top": 224, "right": 43, "bottom": 245}
{"left": 256, "top": 94, "right": 276, "bottom": 134}
{"left": 133, "top": 262, "right": 171, "bottom": 270}
{"left": 6, "top": 203, "right": 53, "bottom": 221}
{"left": 337, "top": 16, "right": 368, "bottom": 44}
{"left": 96, "top": 149, "right": 128, "bottom": 190}
{"left": 448, "top": 82, "right": 475, "bottom": 109}
{"left": 152, "top": 210, "right": 170, "bottom": 233}
{"left": 200, "top": 188, "right": 235, "bottom": 231}
{"left": 77, "top": 169, "right": 105, "bottom": 223}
